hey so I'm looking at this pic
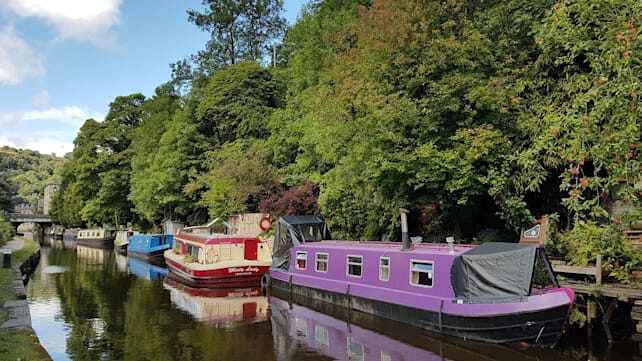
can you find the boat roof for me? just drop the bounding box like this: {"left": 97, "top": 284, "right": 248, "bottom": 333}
{"left": 299, "top": 240, "right": 475, "bottom": 256}
{"left": 176, "top": 232, "right": 259, "bottom": 245}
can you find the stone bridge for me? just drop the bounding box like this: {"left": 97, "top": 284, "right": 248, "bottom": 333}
{"left": 8, "top": 213, "right": 53, "bottom": 230}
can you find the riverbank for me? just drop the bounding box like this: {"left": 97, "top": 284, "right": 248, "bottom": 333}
{"left": 0, "top": 236, "right": 52, "bottom": 360}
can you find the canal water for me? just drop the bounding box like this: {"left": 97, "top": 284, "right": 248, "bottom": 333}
{"left": 26, "top": 239, "right": 638, "bottom": 361}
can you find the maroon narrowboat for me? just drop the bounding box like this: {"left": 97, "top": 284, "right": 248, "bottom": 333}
{"left": 164, "top": 214, "right": 273, "bottom": 288}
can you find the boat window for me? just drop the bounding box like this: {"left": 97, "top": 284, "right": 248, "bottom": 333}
{"left": 220, "top": 244, "right": 231, "bottom": 259}
{"left": 410, "top": 261, "right": 434, "bottom": 288}
{"left": 296, "top": 252, "right": 307, "bottom": 270}
{"left": 347, "top": 256, "right": 363, "bottom": 277}
{"left": 314, "top": 325, "right": 329, "bottom": 347}
{"left": 187, "top": 245, "right": 200, "bottom": 260}
{"left": 379, "top": 257, "right": 390, "bottom": 281}
{"left": 295, "top": 317, "right": 307, "bottom": 336}
{"left": 315, "top": 253, "right": 328, "bottom": 273}
{"left": 347, "top": 337, "right": 364, "bottom": 361}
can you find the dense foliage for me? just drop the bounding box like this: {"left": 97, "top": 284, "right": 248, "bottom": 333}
{"left": 0, "top": 146, "right": 62, "bottom": 213}
{"left": 0, "top": 146, "right": 60, "bottom": 244}
{"left": 50, "top": 0, "right": 642, "bottom": 267}
{"left": 0, "top": 213, "right": 13, "bottom": 245}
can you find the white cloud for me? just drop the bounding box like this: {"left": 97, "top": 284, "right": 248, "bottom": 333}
{"left": 23, "top": 105, "right": 94, "bottom": 125}
{"left": 4, "top": 0, "right": 122, "bottom": 45}
{"left": 0, "top": 105, "right": 104, "bottom": 156}
{"left": 0, "top": 134, "right": 73, "bottom": 156}
{"left": 0, "top": 105, "right": 102, "bottom": 127}
{"left": 32, "top": 90, "right": 50, "bottom": 108}
{"left": 0, "top": 25, "right": 45, "bottom": 85}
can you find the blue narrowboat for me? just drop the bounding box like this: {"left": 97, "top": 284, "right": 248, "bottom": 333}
{"left": 127, "top": 234, "right": 174, "bottom": 262}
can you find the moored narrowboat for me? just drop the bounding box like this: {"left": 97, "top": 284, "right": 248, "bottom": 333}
{"left": 164, "top": 213, "right": 273, "bottom": 288}
{"left": 268, "top": 216, "right": 575, "bottom": 346}
{"left": 48, "top": 225, "right": 64, "bottom": 240}
{"left": 114, "top": 230, "right": 138, "bottom": 253}
{"left": 128, "top": 234, "right": 174, "bottom": 262}
{"left": 77, "top": 228, "right": 115, "bottom": 249}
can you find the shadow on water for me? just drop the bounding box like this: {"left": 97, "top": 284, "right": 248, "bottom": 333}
{"left": 27, "top": 240, "right": 640, "bottom": 361}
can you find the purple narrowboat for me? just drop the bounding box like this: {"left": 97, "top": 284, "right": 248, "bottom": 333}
{"left": 267, "top": 216, "right": 575, "bottom": 346}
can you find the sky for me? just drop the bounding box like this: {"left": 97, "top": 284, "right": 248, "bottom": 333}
{"left": 0, "top": 0, "right": 306, "bottom": 156}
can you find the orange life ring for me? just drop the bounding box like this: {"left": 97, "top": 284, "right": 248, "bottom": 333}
{"left": 259, "top": 216, "right": 272, "bottom": 231}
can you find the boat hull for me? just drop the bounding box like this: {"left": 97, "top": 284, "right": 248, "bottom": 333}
{"left": 128, "top": 248, "right": 167, "bottom": 263}
{"left": 166, "top": 258, "right": 269, "bottom": 288}
{"left": 270, "top": 277, "right": 571, "bottom": 346}
{"left": 77, "top": 238, "right": 114, "bottom": 249}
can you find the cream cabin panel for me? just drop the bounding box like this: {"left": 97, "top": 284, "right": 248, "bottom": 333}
{"left": 232, "top": 243, "right": 244, "bottom": 260}
{"left": 257, "top": 240, "right": 272, "bottom": 261}
{"left": 220, "top": 244, "right": 232, "bottom": 260}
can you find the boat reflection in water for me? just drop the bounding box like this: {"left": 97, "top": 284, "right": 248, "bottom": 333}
{"left": 115, "top": 252, "right": 128, "bottom": 273}
{"left": 42, "top": 236, "right": 64, "bottom": 249}
{"left": 269, "top": 294, "right": 560, "bottom": 361}
{"left": 271, "top": 297, "right": 449, "bottom": 361}
{"left": 62, "top": 229, "right": 78, "bottom": 250}
{"left": 128, "top": 256, "right": 169, "bottom": 281}
{"left": 76, "top": 245, "right": 113, "bottom": 266}
{"left": 163, "top": 277, "right": 268, "bottom": 328}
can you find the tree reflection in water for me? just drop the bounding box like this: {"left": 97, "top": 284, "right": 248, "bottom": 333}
{"left": 27, "top": 244, "right": 640, "bottom": 361}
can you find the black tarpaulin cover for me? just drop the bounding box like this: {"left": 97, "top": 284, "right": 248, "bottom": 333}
{"left": 451, "top": 242, "right": 537, "bottom": 303}
{"left": 271, "top": 215, "right": 327, "bottom": 269}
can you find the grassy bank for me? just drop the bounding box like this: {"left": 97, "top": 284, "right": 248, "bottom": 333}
{"left": 0, "top": 237, "right": 52, "bottom": 361}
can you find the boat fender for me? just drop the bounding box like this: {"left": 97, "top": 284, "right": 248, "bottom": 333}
{"left": 438, "top": 300, "right": 444, "bottom": 331}
{"left": 259, "top": 216, "right": 272, "bottom": 231}
{"left": 261, "top": 274, "right": 270, "bottom": 291}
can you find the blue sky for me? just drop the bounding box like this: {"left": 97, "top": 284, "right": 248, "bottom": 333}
{"left": 0, "top": 0, "right": 306, "bottom": 156}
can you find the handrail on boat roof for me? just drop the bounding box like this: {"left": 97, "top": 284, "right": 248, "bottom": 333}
{"left": 181, "top": 218, "right": 238, "bottom": 233}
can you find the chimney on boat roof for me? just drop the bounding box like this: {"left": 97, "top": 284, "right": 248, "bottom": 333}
{"left": 446, "top": 236, "right": 455, "bottom": 254}
{"left": 400, "top": 208, "right": 410, "bottom": 250}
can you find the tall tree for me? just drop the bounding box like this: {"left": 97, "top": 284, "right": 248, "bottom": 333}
{"left": 52, "top": 93, "right": 146, "bottom": 227}
{"left": 187, "top": 0, "right": 287, "bottom": 73}
{"left": 129, "top": 84, "right": 181, "bottom": 223}
{"left": 196, "top": 61, "right": 284, "bottom": 145}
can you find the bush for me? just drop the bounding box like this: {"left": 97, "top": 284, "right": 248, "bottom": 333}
{"left": 561, "top": 221, "right": 642, "bottom": 283}
{"left": 259, "top": 181, "right": 319, "bottom": 218}
{"left": 0, "top": 213, "right": 14, "bottom": 246}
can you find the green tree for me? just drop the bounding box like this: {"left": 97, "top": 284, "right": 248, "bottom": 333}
{"left": 516, "top": 0, "right": 642, "bottom": 223}
{"left": 199, "top": 140, "right": 279, "bottom": 218}
{"left": 129, "top": 85, "right": 181, "bottom": 224}
{"left": 53, "top": 93, "right": 146, "bottom": 227}
{"left": 196, "top": 61, "right": 284, "bottom": 145}
{"left": 187, "top": 0, "right": 287, "bottom": 73}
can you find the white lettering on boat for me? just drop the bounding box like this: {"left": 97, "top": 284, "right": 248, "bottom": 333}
{"left": 228, "top": 266, "right": 260, "bottom": 274}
